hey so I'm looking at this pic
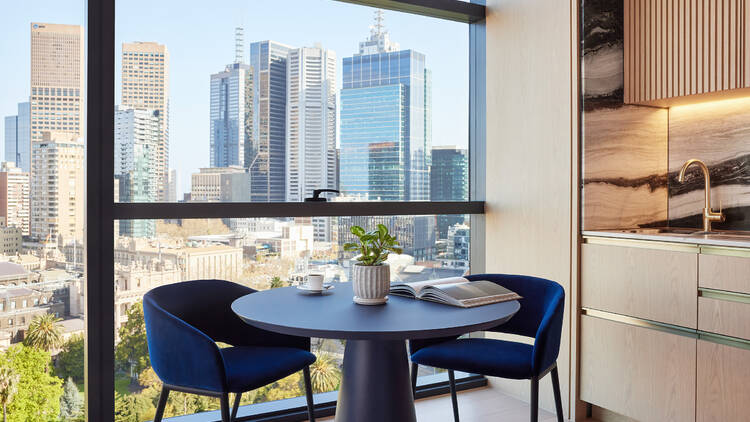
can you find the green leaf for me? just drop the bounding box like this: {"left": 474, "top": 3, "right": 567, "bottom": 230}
{"left": 350, "top": 226, "right": 365, "bottom": 237}
{"left": 343, "top": 243, "right": 358, "bottom": 251}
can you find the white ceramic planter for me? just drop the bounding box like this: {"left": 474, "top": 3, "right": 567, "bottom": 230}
{"left": 352, "top": 263, "right": 390, "bottom": 305}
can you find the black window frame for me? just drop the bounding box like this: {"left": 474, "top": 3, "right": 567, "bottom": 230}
{"left": 85, "top": 0, "right": 486, "bottom": 420}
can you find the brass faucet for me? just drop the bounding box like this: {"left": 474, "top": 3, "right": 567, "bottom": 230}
{"left": 677, "top": 159, "right": 725, "bottom": 233}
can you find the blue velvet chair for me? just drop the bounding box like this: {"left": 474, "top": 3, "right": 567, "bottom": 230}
{"left": 143, "top": 279, "right": 317, "bottom": 422}
{"left": 409, "top": 274, "right": 565, "bottom": 422}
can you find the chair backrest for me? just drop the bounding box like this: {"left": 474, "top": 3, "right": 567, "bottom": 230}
{"left": 145, "top": 279, "right": 309, "bottom": 350}
{"left": 466, "top": 274, "right": 565, "bottom": 375}
{"left": 143, "top": 279, "right": 310, "bottom": 392}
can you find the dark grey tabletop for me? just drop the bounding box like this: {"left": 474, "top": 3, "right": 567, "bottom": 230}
{"left": 231, "top": 282, "right": 520, "bottom": 341}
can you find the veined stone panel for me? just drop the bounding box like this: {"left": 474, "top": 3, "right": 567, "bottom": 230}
{"left": 582, "top": 0, "right": 670, "bottom": 230}
{"left": 668, "top": 96, "right": 750, "bottom": 229}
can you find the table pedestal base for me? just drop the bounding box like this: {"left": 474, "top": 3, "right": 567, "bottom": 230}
{"left": 335, "top": 339, "right": 417, "bottom": 422}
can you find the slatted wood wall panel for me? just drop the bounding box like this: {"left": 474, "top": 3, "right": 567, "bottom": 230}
{"left": 624, "top": 0, "right": 750, "bottom": 106}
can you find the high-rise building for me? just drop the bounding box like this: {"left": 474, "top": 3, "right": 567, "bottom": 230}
{"left": 114, "top": 106, "right": 160, "bottom": 238}
{"left": 249, "top": 40, "right": 293, "bottom": 202}
{"left": 30, "top": 24, "right": 84, "bottom": 242}
{"left": 0, "top": 162, "right": 30, "bottom": 235}
{"left": 121, "top": 41, "right": 170, "bottom": 201}
{"left": 210, "top": 63, "right": 252, "bottom": 168}
{"left": 30, "top": 23, "right": 85, "bottom": 145}
{"left": 210, "top": 29, "right": 252, "bottom": 168}
{"left": 339, "top": 11, "right": 432, "bottom": 201}
{"left": 167, "top": 169, "right": 178, "bottom": 203}
{"left": 430, "top": 146, "right": 468, "bottom": 238}
{"left": 4, "top": 102, "right": 31, "bottom": 173}
{"left": 286, "top": 45, "right": 337, "bottom": 202}
{"left": 30, "top": 132, "right": 84, "bottom": 244}
{"left": 286, "top": 45, "right": 337, "bottom": 242}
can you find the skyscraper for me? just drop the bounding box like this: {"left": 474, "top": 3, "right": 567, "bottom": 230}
{"left": 249, "top": 40, "right": 293, "bottom": 202}
{"left": 339, "top": 11, "right": 432, "bottom": 201}
{"left": 286, "top": 45, "right": 337, "bottom": 242}
{"left": 30, "top": 23, "right": 85, "bottom": 145}
{"left": 0, "top": 162, "right": 30, "bottom": 235}
{"left": 210, "top": 29, "right": 252, "bottom": 168}
{"left": 285, "top": 45, "right": 337, "bottom": 203}
{"left": 114, "top": 106, "right": 160, "bottom": 238}
{"left": 4, "top": 102, "right": 31, "bottom": 173}
{"left": 30, "top": 132, "right": 84, "bottom": 244}
{"left": 431, "top": 146, "right": 468, "bottom": 238}
{"left": 121, "top": 42, "right": 170, "bottom": 201}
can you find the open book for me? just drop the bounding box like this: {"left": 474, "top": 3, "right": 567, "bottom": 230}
{"left": 390, "top": 277, "right": 522, "bottom": 308}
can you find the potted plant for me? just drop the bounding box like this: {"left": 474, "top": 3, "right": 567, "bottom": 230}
{"left": 343, "top": 224, "right": 402, "bottom": 305}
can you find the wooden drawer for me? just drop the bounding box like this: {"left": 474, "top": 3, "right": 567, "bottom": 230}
{"left": 582, "top": 243, "right": 698, "bottom": 327}
{"left": 699, "top": 253, "right": 750, "bottom": 294}
{"left": 697, "top": 340, "right": 750, "bottom": 422}
{"left": 580, "top": 315, "right": 696, "bottom": 422}
{"left": 699, "top": 297, "right": 750, "bottom": 340}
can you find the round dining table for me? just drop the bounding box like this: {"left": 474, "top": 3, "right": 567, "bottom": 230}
{"left": 231, "top": 282, "right": 520, "bottom": 422}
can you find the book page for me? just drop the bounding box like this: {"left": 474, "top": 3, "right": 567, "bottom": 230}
{"left": 406, "top": 277, "right": 468, "bottom": 295}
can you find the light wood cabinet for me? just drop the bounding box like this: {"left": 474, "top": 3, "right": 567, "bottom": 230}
{"left": 581, "top": 242, "right": 698, "bottom": 327}
{"left": 699, "top": 252, "right": 750, "bottom": 294}
{"left": 697, "top": 340, "right": 750, "bottom": 422}
{"left": 580, "top": 315, "right": 697, "bottom": 422}
{"left": 698, "top": 296, "right": 750, "bottom": 340}
{"left": 624, "top": 0, "right": 750, "bottom": 106}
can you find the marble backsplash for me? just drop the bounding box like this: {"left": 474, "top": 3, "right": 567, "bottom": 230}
{"left": 666, "top": 98, "right": 750, "bottom": 230}
{"left": 581, "top": 0, "right": 750, "bottom": 231}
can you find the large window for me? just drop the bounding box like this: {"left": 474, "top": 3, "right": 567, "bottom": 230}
{"left": 84, "top": 0, "right": 486, "bottom": 421}
{"left": 0, "top": 1, "right": 87, "bottom": 421}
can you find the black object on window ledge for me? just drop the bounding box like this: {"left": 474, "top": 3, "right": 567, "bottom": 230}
{"left": 305, "top": 189, "right": 340, "bottom": 202}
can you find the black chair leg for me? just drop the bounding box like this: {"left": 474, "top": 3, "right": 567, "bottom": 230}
{"left": 551, "top": 366, "right": 564, "bottom": 422}
{"left": 410, "top": 362, "right": 418, "bottom": 399}
{"left": 530, "top": 377, "right": 539, "bottom": 422}
{"left": 154, "top": 387, "right": 170, "bottom": 422}
{"left": 448, "top": 369, "right": 460, "bottom": 422}
{"left": 231, "top": 392, "right": 242, "bottom": 421}
{"left": 220, "top": 393, "right": 231, "bottom": 422}
{"left": 303, "top": 366, "right": 316, "bottom": 422}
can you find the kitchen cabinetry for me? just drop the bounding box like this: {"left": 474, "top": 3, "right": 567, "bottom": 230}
{"left": 580, "top": 315, "right": 696, "bottom": 422}
{"left": 697, "top": 340, "right": 750, "bottom": 422}
{"left": 624, "top": 0, "right": 750, "bottom": 106}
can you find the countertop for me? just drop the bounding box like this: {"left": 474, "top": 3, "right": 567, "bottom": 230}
{"left": 583, "top": 229, "right": 750, "bottom": 249}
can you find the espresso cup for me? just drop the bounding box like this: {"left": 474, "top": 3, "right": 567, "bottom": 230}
{"left": 306, "top": 274, "right": 324, "bottom": 290}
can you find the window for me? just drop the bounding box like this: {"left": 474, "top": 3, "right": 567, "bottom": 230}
{"left": 1, "top": 2, "right": 88, "bottom": 421}
{"left": 85, "top": 0, "right": 485, "bottom": 421}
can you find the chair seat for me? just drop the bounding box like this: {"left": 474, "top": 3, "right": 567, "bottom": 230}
{"left": 221, "top": 346, "right": 316, "bottom": 392}
{"left": 411, "top": 338, "right": 534, "bottom": 380}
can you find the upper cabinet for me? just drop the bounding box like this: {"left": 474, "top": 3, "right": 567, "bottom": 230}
{"left": 624, "top": 0, "right": 750, "bottom": 106}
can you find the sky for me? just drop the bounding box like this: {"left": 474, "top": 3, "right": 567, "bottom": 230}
{"left": 0, "top": 0, "right": 469, "bottom": 197}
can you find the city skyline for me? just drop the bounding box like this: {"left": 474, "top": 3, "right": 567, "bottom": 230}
{"left": 0, "top": 0, "right": 469, "bottom": 197}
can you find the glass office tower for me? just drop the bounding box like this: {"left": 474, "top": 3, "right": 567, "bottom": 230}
{"left": 249, "top": 40, "right": 293, "bottom": 202}
{"left": 210, "top": 62, "right": 252, "bottom": 168}
{"left": 431, "top": 146, "right": 468, "bottom": 238}
{"left": 339, "top": 21, "right": 431, "bottom": 201}
{"left": 4, "top": 102, "right": 31, "bottom": 173}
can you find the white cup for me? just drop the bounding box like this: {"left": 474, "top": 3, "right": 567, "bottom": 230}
{"left": 306, "top": 274, "right": 324, "bottom": 291}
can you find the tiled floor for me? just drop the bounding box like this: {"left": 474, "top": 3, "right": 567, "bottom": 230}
{"left": 316, "top": 386, "right": 559, "bottom": 421}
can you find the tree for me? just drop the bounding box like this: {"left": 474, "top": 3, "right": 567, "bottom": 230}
{"left": 59, "top": 377, "right": 83, "bottom": 421}
{"left": 55, "top": 335, "right": 84, "bottom": 384}
{"left": 0, "top": 365, "right": 19, "bottom": 422}
{"left": 24, "top": 314, "right": 63, "bottom": 353}
{"left": 1, "top": 344, "right": 63, "bottom": 422}
{"left": 309, "top": 353, "right": 341, "bottom": 393}
{"left": 115, "top": 302, "right": 150, "bottom": 381}
{"left": 269, "top": 276, "right": 287, "bottom": 289}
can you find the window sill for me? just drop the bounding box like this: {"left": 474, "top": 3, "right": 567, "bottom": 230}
{"left": 162, "top": 372, "right": 486, "bottom": 422}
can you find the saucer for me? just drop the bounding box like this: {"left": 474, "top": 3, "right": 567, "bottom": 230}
{"left": 296, "top": 283, "right": 334, "bottom": 294}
